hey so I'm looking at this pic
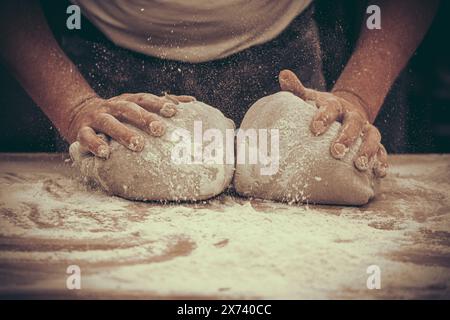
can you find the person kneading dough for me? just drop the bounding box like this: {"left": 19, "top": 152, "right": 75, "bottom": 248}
{"left": 0, "top": 1, "right": 438, "bottom": 202}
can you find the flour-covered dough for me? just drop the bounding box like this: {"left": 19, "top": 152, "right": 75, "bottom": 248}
{"left": 70, "top": 100, "right": 235, "bottom": 201}
{"left": 234, "top": 92, "right": 379, "bottom": 205}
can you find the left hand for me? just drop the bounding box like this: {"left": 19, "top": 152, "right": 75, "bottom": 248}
{"left": 278, "top": 69, "right": 388, "bottom": 178}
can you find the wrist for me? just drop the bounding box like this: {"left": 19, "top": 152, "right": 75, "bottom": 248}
{"left": 332, "top": 89, "right": 373, "bottom": 123}
{"left": 65, "top": 93, "right": 101, "bottom": 143}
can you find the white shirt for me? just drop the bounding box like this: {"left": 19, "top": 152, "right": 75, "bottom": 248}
{"left": 71, "top": 0, "right": 312, "bottom": 63}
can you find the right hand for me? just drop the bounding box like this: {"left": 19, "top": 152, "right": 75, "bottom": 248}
{"left": 67, "top": 92, "right": 196, "bottom": 158}
{"left": 279, "top": 70, "right": 388, "bottom": 178}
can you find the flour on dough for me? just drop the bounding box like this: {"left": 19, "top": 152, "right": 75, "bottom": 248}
{"left": 234, "top": 92, "right": 379, "bottom": 206}
{"left": 70, "top": 100, "right": 235, "bottom": 201}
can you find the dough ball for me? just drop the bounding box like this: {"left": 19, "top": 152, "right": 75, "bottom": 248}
{"left": 234, "top": 92, "right": 380, "bottom": 206}
{"left": 70, "top": 100, "right": 235, "bottom": 201}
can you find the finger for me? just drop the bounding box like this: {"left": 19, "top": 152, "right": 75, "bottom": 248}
{"left": 173, "top": 94, "right": 196, "bottom": 103}
{"left": 279, "top": 69, "right": 316, "bottom": 100}
{"left": 164, "top": 93, "right": 197, "bottom": 104}
{"left": 373, "top": 144, "right": 388, "bottom": 178}
{"left": 330, "top": 111, "right": 365, "bottom": 159}
{"left": 121, "top": 93, "right": 178, "bottom": 118}
{"left": 92, "top": 113, "right": 145, "bottom": 152}
{"left": 310, "top": 99, "right": 341, "bottom": 135}
{"left": 108, "top": 101, "right": 166, "bottom": 137}
{"left": 77, "top": 126, "right": 110, "bottom": 159}
{"left": 354, "top": 124, "right": 381, "bottom": 171}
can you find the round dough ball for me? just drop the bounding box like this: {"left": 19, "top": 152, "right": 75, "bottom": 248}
{"left": 70, "top": 100, "right": 235, "bottom": 201}
{"left": 234, "top": 92, "right": 380, "bottom": 206}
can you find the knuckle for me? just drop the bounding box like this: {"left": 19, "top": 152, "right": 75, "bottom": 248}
{"left": 323, "top": 94, "right": 339, "bottom": 105}
{"left": 339, "top": 126, "right": 361, "bottom": 146}
{"left": 346, "top": 110, "right": 364, "bottom": 122}
{"left": 314, "top": 109, "right": 328, "bottom": 121}
{"left": 374, "top": 130, "right": 382, "bottom": 141}
{"left": 116, "top": 93, "right": 133, "bottom": 100}
{"left": 360, "top": 141, "right": 377, "bottom": 157}
{"left": 128, "top": 93, "right": 147, "bottom": 103}
{"left": 378, "top": 143, "right": 388, "bottom": 157}
{"left": 120, "top": 101, "right": 139, "bottom": 110}
{"left": 135, "top": 95, "right": 146, "bottom": 103}
{"left": 108, "top": 100, "right": 124, "bottom": 109}
{"left": 342, "top": 120, "right": 360, "bottom": 134}
{"left": 368, "top": 141, "right": 380, "bottom": 153}
{"left": 106, "top": 96, "right": 119, "bottom": 103}
{"left": 77, "top": 126, "right": 94, "bottom": 141}
{"left": 98, "top": 104, "right": 110, "bottom": 113}
{"left": 329, "top": 100, "right": 341, "bottom": 113}
{"left": 337, "top": 134, "right": 353, "bottom": 147}
{"left": 333, "top": 99, "right": 344, "bottom": 115}
{"left": 367, "top": 124, "right": 381, "bottom": 139}
{"left": 89, "top": 111, "right": 104, "bottom": 123}
{"left": 94, "top": 113, "right": 113, "bottom": 128}
{"left": 163, "top": 94, "right": 179, "bottom": 105}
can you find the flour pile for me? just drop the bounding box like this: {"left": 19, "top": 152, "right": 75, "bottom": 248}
{"left": 0, "top": 155, "right": 449, "bottom": 298}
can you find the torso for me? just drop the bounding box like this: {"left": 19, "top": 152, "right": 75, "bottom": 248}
{"left": 71, "top": 0, "right": 312, "bottom": 62}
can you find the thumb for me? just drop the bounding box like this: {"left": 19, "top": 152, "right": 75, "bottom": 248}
{"left": 279, "top": 70, "right": 313, "bottom": 100}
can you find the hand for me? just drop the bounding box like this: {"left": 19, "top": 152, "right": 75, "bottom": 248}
{"left": 67, "top": 92, "right": 196, "bottom": 159}
{"left": 279, "top": 70, "right": 388, "bottom": 177}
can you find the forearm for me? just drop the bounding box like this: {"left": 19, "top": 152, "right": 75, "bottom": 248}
{"left": 0, "top": 0, "right": 97, "bottom": 141}
{"left": 332, "top": 0, "right": 439, "bottom": 123}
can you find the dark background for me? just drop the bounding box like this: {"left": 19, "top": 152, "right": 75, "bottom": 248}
{"left": 0, "top": 0, "right": 449, "bottom": 154}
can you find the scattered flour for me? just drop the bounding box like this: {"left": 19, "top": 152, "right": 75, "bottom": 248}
{"left": 0, "top": 154, "right": 449, "bottom": 298}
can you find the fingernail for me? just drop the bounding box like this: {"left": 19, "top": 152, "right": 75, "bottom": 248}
{"left": 160, "top": 103, "right": 177, "bottom": 117}
{"left": 374, "top": 163, "right": 388, "bottom": 178}
{"left": 184, "top": 96, "right": 196, "bottom": 102}
{"left": 355, "top": 155, "right": 369, "bottom": 171}
{"left": 331, "top": 143, "right": 348, "bottom": 159}
{"left": 311, "top": 120, "right": 326, "bottom": 135}
{"left": 129, "top": 135, "right": 145, "bottom": 151}
{"left": 149, "top": 121, "right": 166, "bottom": 137}
{"left": 97, "top": 133, "right": 109, "bottom": 143}
{"left": 97, "top": 145, "right": 110, "bottom": 159}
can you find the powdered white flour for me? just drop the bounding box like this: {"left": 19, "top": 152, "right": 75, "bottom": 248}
{"left": 0, "top": 154, "right": 449, "bottom": 298}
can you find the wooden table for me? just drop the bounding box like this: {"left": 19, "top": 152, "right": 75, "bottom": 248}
{"left": 0, "top": 153, "right": 449, "bottom": 299}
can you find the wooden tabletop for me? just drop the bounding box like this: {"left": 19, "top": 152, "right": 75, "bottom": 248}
{"left": 0, "top": 153, "right": 449, "bottom": 299}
